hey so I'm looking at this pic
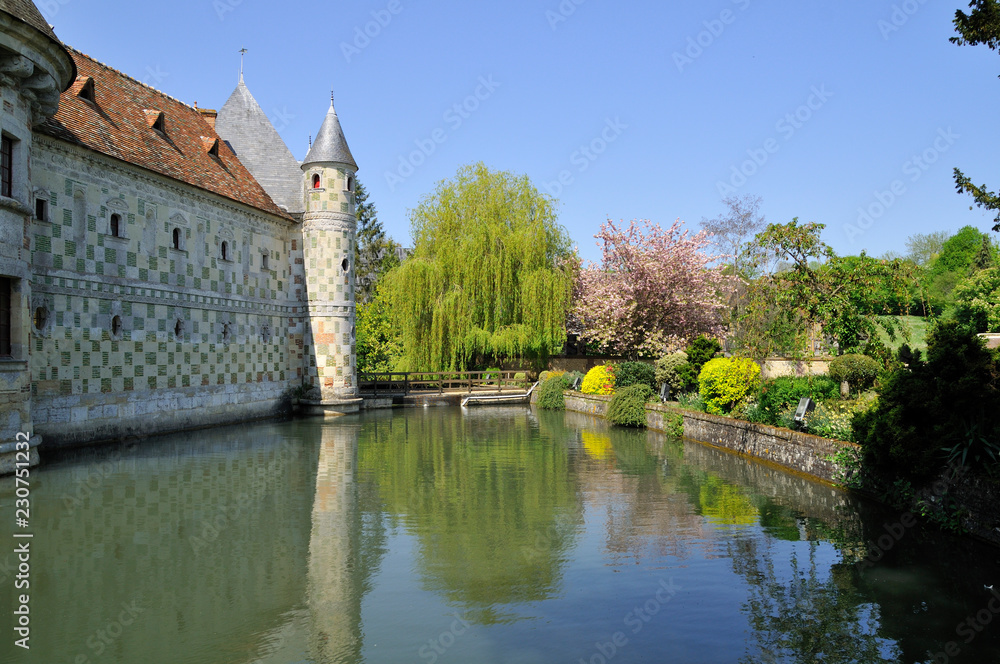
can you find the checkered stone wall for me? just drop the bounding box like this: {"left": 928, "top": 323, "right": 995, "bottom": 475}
{"left": 28, "top": 139, "right": 308, "bottom": 447}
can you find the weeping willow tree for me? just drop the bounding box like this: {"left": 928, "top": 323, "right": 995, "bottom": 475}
{"left": 383, "top": 163, "right": 577, "bottom": 371}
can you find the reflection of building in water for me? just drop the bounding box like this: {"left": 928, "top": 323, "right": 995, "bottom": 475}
{"left": 308, "top": 422, "right": 365, "bottom": 663}
{"left": 15, "top": 423, "right": 316, "bottom": 664}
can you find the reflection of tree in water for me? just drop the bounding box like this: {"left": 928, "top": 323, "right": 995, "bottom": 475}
{"left": 731, "top": 536, "right": 902, "bottom": 664}
{"left": 356, "top": 408, "right": 583, "bottom": 624}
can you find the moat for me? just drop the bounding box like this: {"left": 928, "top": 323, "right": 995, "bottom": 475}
{"left": 2, "top": 406, "right": 999, "bottom": 663}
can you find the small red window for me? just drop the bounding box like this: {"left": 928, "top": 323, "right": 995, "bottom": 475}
{"left": 312, "top": 174, "right": 321, "bottom": 189}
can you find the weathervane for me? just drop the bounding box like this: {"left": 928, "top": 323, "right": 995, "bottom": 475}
{"left": 239, "top": 47, "right": 248, "bottom": 78}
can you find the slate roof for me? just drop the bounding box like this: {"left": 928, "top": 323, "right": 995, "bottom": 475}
{"left": 0, "top": 0, "right": 58, "bottom": 43}
{"left": 37, "top": 49, "right": 291, "bottom": 220}
{"left": 303, "top": 100, "right": 357, "bottom": 170}
{"left": 216, "top": 74, "right": 305, "bottom": 214}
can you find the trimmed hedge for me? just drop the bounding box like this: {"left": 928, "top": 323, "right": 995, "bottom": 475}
{"left": 655, "top": 351, "right": 689, "bottom": 394}
{"left": 615, "top": 361, "right": 657, "bottom": 390}
{"left": 829, "top": 354, "right": 880, "bottom": 394}
{"left": 607, "top": 384, "right": 654, "bottom": 427}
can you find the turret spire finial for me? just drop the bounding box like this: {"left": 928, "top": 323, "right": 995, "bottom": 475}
{"left": 238, "top": 47, "right": 248, "bottom": 82}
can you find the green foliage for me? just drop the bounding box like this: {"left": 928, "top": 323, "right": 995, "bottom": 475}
{"left": 581, "top": 365, "right": 615, "bottom": 395}
{"left": 354, "top": 179, "right": 402, "bottom": 304}
{"left": 698, "top": 357, "right": 761, "bottom": 415}
{"left": 853, "top": 320, "right": 1000, "bottom": 480}
{"left": 677, "top": 336, "right": 721, "bottom": 391}
{"left": 614, "top": 361, "right": 657, "bottom": 390}
{"left": 357, "top": 284, "right": 403, "bottom": 373}
{"left": 828, "top": 354, "right": 880, "bottom": 394}
{"left": 537, "top": 375, "right": 569, "bottom": 410}
{"left": 739, "top": 219, "right": 918, "bottom": 355}
{"left": 383, "top": 163, "right": 577, "bottom": 371}
{"left": 665, "top": 412, "right": 684, "bottom": 438}
{"left": 954, "top": 266, "right": 1000, "bottom": 332}
{"left": 930, "top": 226, "right": 986, "bottom": 277}
{"left": 804, "top": 393, "right": 878, "bottom": 442}
{"left": 676, "top": 391, "right": 706, "bottom": 411}
{"left": 655, "top": 351, "right": 689, "bottom": 393}
{"left": 749, "top": 376, "right": 841, "bottom": 426}
{"left": 607, "top": 384, "right": 654, "bottom": 428}
{"left": 565, "top": 371, "right": 584, "bottom": 390}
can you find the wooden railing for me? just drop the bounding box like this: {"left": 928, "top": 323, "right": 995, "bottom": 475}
{"left": 358, "top": 371, "right": 534, "bottom": 396}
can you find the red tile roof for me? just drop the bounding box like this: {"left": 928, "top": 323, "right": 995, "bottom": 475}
{"left": 38, "top": 48, "right": 292, "bottom": 221}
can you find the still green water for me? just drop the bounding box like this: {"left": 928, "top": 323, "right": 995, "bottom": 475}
{"left": 2, "top": 406, "right": 999, "bottom": 664}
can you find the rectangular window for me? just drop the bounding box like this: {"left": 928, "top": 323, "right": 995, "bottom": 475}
{"left": 1, "top": 136, "right": 13, "bottom": 198}
{"left": 35, "top": 198, "right": 47, "bottom": 221}
{"left": 261, "top": 253, "right": 269, "bottom": 270}
{"left": 0, "top": 277, "right": 12, "bottom": 358}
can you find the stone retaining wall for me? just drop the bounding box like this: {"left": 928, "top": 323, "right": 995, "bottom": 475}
{"left": 561, "top": 391, "right": 852, "bottom": 484}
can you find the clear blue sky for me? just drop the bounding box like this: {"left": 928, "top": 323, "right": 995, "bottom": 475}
{"left": 45, "top": 0, "right": 1000, "bottom": 262}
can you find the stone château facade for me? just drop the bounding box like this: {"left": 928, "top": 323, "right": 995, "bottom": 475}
{"left": 0, "top": 0, "right": 360, "bottom": 460}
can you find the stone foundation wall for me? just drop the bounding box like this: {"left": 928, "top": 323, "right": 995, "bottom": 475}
{"left": 560, "top": 391, "right": 851, "bottom": 484}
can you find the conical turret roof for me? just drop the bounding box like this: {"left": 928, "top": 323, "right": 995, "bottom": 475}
{"left": 216, "top": 73, "right": 305, "bottom": 214}
{"left": 303, "top": 98, "right": 357, "bottom": 170}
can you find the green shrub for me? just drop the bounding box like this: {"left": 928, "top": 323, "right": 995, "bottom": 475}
{"left": 698, "top": 357, "right": 761, "bottom": 415}
{"left": 565, "top": 371, "right": 584, "bottom": 390}
{"left": 678, "top": 336, "right": 721, "bottom": 391}
{"left": 853, "top": 320, "right": 1000, "bottom": 480}
{"left": 655, "top": 351, "right": 689, "bottom": 394}
{"left": 615, "top": 361, "right": 657, "bottom": 390}
{"left": 537, "top": 375, "right": 569, "bottom": 410}
{"left": 607, "top": 384, "right": 654, "bottom": 427}
{"left": 538, "top": 370, "right": 565, "bottom": 384}
{"left": 753, "top": 376, "right": 841, "bottom": 426}
{"left": 829, "top": 354, "right": 881, "bottom": 394}
{"left": 581, "top": 365, "right": 615, "bottom": 395}
{"left": 514, "top": 372, "right": 527, "bottom": 383}
{"left": 804, "top": 393, "right": 878, "bottom": 442}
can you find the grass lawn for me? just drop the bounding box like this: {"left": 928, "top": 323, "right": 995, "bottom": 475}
{"left": 877, "top": 315, "right": 929, "bottom": 352}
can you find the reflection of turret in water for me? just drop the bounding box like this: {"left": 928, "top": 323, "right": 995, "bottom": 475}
{"left": 307, "top": 422, "right": 365, "bottom": 663}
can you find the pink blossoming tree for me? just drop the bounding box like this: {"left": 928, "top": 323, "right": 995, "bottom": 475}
{"left": 573, "top": 218, "right": 730, "bottom": 357}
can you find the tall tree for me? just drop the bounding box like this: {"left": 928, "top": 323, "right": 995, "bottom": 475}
{"left": 700, "top": 194, "right": 766, "bottom": 278}
{"left": 904, "top": 230, "right": 950, "bottom": 266}
{"left": 354, "top": 179, "right": 401, "bottom": 304}
{"left": 574, "top": 218, "right": 730, "bottom": 358}
{"left": 951, "top": 1, "right": 1000, "bottom": 231}
{"left": 740, "top": 219, "right": 918, "bottom": 355}
{"left": 382, "top": 163, "right": 577, "bottom": 371}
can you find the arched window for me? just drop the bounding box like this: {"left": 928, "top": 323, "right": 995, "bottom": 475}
{"left": 347, "top": 176, "right": 354, "bottom": 192}
{"left": 174, "top": 319, "right": 184, "bottom": 338}
{"left": 33, "top": 307, "right": 47, "bottom": 331}
{"left": 110, "top": 213, "right": 121, "bottom": 237}
{"left": 111, "top": 315, "right": 123, "bottom": 337}
{"left": 221, "top": 241, "right": 229, "bottom": 261}
{"left": 312, "top": 174, "right": 321, "bottom": 189}
{"left": 172, "top": 228, "right": 181, "bottom": 250}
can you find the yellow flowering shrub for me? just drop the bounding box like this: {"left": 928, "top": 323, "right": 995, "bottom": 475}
{"left": 581, "top": 364, "right": 616, "bottom": 395}
{"left": 698, "top": 357, "right": 761, "bottom": 415}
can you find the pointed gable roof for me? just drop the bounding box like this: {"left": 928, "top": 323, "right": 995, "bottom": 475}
{"left": 38, "top": 49, "right": 291, "bottom": 220}
{"left": 303, "top": 99, "right": 357, "bottom": 170}
{"left": 215, "top": 74, "right": 305, "bottom": 214}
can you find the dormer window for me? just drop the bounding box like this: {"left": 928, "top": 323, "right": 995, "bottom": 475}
{"left": 145, "top": 109, "right": 166, "bottom": 134}
{"left": 312, "top": 174, "right": 321, "bottom": 189}
{"left": 78, "top": 77, "right": 95, "bottom": 103}
{"left": 202, "top": 136, "right": 220, "bottom": 157}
